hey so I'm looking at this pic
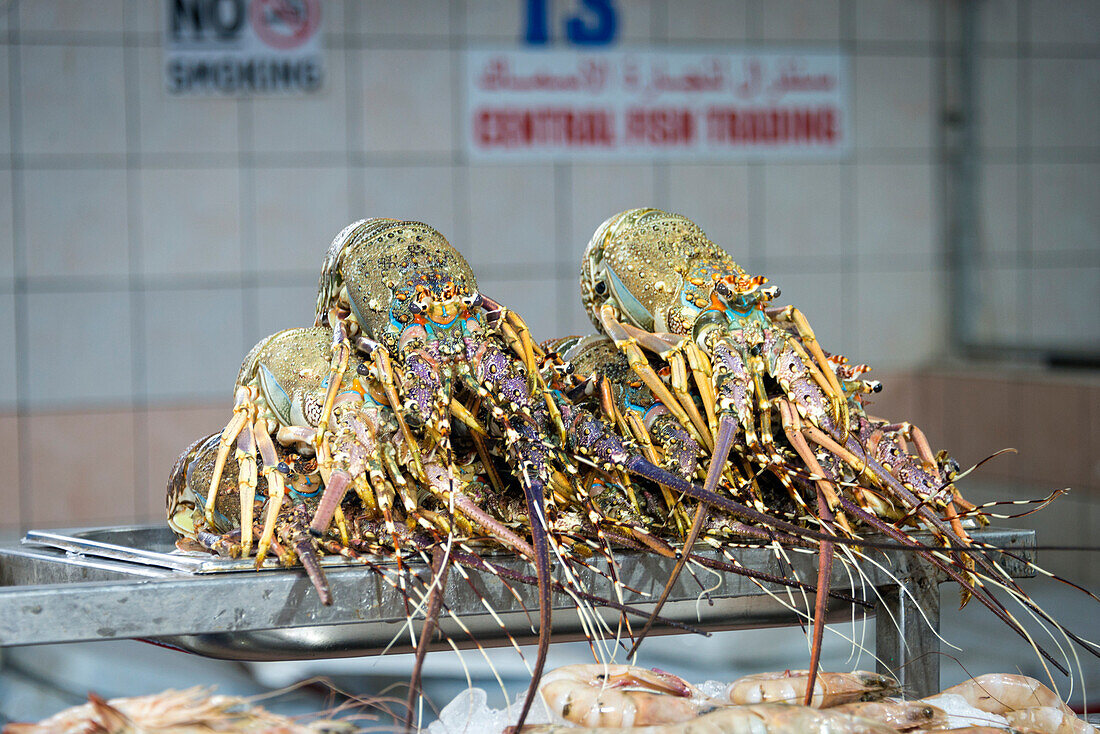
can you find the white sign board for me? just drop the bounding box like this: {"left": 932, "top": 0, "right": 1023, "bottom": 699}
{"left": 466, "top": 49, "right": 850, "bottom": 160}
{"left": 165, "top": 0, "right": 323, "bottom": 95}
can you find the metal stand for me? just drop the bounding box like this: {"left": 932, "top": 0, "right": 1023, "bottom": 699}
{"left": 0, "top": 526, "right": 1034, "bottom": 677}
{"left": 875, "top": 558, "right": 941, "bottom": 697}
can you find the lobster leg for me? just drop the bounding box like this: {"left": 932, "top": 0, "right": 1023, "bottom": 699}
{"left": 253, "top": 424, "right": 289, "bottom": 567}
{"left": 481, "top": 294, "right": 568, "bottom": 443}
{"left": 620, "top": 323, "right": 713, "bottom": 450}
{"left": 599, "top": 305, "right": 708, "bottom": 449}
{"left": 204, "top": 394, "right": 251, "bottom": 530}
{"left": 769, "top": 305, "right": 849, "bottom": 430}
{"left": 234, "top": 419, "right": 259, "bottom": 556}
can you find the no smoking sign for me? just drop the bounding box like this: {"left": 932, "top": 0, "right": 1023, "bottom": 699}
{"left": 166, "top": 0, "right": 324, "bottom": 95}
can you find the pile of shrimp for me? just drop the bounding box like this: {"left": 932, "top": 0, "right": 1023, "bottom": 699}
{"left": 502, "top": 665, "right": 1097, "bottom": 734}
{"left": 3, "top": 686, "right": 356, "bottom": 734}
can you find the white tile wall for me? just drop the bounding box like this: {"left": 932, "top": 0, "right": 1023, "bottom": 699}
{"left": 0, "top": 173, "right": 13, "bottom": 280}
{"left": 136, "top": 47, "right": 240, "bottom": 156}
{"left": 19, "top": 44, "right": 127, "bottom": 155}
{"left": 666, "top": 164, "right": 751, "bottom": 257}
{"left": 139, "top": 168, "right": 242, "bottom": 278}
{"left": 618, "top": 0, "right": 656, "bottom": 43}
{"left": 465, "top": 164, "right": 557, "bottom": 269}
{"left": 142, "top": 287, "right": 246, "bottom": 403}
{"left": 569, "top": 164, "right": 657, "bottom": 253}
{"left": 253, "top": 283, "right": 320, "bottom": 344}
{"left": 358, "top": 1, "right": 452, "bottom": 38}
{"left": 360, "top": 49, "right": 455, "bottom": 154}
{"left": 761, "top": 1, "right": 841, "bottom": 42}
{"left": 0, "top": 293, "right": 14, "bottom": 409}
{"left": 854, "top": 163, "right": 936, "bottom": 263}
{"left": 977, "top": 56, "right": 1017, "bottom": 150}
{"left": 250, "top": 49, "right": 349, "bottom": 154}
{"left": 762, "top": 164, "right": 843, "bottom": 261}
{"left": 25, "top": 290, "right": 133, "bottom": 407}
{"left": 853, "top": 268, "right": 946, "bottom": 369}
{"left": 1030, "top": 164, "right": 1100, "bottom": 255}
{"left": 254, "top": 167, "right": 350, "bottom": 273}
{"left": 0, "top": 50, "right": 11, "bottom": 157}
{"left": 853, "top": 54, "right": 934, "bottom": 150}
{"left": 18, "top": 0, "right": 126, "bottom": 34}
{"left": 1028, "top": 59, "right": 1100, "bottom": 149}
{"left": 978, "top": 162, "right": 1019, "bottom": 259}
{"left": 0, "top": 0, "right": 1096, "bottom": 539}
{"left": 665, "top": 0, "right": 749, "bottom": 42}
{"left": 1027, "top": 265, "right": 1100, "bottom": 346}
{"left": 852, "top": 0, "right": 934, "bottom": 43}
{"left": 977, "top": 0, "right": 1018, "bottom": 45}
{"left": 23, "top": 168, "right": 130, "bottom": 278}
{"left": 1026, "top": 0, "right": 1100, "bottom": 46}
{"left": 465, "top": 0, "right": 524, "bottom": 41}
{"left": 975, "top": 266, "right": 1024, "bottom": 343}
{"left": 359, "top": 165, "right": 460, "bottom": 244}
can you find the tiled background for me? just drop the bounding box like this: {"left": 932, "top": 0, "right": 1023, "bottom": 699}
{"left": 0, "top": 0, "right": 1097, "bottom": 546}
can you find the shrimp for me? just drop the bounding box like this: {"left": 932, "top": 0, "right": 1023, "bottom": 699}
{"left": 537, "top": 664, "right": 717, "bottom": 728}
{"left": 1003, "top": 707, "right": 1097, "bottom": 734}
{"left": 830, "top": 699, "right": 947, "bottom": 731}
{"left": 724, "top": 670, "right": 898, "bottom": 709}
{"left": 938, "top": 674, "right": 1076, "bottom": 716}
{"left": 513, "top": 702, "right": 897, "bottom": 734}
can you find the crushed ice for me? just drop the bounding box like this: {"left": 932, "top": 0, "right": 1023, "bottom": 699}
{"left": 426, "top": 687, "right": 557, "bottom": 734}
{"left": 923, "top": 693, "right": 1009, "bottom": 730}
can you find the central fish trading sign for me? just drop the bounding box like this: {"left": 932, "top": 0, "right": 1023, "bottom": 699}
{"left": 466, "top": 49, "right": 850, "bottom": 160}
{"left": 165, "top": 0, "right": 323, "bottom": 95}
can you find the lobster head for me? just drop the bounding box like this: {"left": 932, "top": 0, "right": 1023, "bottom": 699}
{"left": 581, "top": 208, "right": 774, "bottom": 338}
{"left": 316, "top": 219, "right": 480, "bottom": 352}
{"left": 241, "top": 327, "right": 359, "bottom": 432}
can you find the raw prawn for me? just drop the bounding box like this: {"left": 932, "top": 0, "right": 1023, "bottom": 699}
{"left": 537, "top": 664, "right": 716, "bottom": 728}
{"left": 723, "top": 669, "right": 897, "bottom": 709}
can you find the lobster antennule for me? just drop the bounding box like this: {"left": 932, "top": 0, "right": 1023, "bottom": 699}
{"left": 512, "top": 474, "right": 554, "bottom": 732}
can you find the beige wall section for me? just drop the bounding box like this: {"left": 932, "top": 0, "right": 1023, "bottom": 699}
{"left": 0, "top": 1, "right": 1097, "bottom": 533}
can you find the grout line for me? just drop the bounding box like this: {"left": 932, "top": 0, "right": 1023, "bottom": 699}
{"left": 10, "top": 27, "right": 1100, "bottom": 59}
{"left": 451, "top": 0, "right": 470, "bottom": 253}
{"left": 1017, "top": 0, "right": 1033, "bottom": 342}
{"left": 238, "top": 99, "right": 258, "bottom": 349}
{"left": 5, "top": 146, "right": 1099, "bottom": 171}
{"left": 747, "top": 163, "right": 764, "bottom": 271}
{"left": 344, "top": 2, "right": 362, "bottom": 217}
{"left": 123, "top": 13, "right": 149, "bottom": 520}
{"left": 7, "top": 3, "right": 31, "bottom": 531}
{"left": 554, "top": 161, "right": 571, "bottom": 335}
{"left": 840, "top": 0, "right": 857, "bottom": 359}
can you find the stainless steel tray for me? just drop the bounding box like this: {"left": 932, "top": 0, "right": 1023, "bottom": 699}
{"left": 22, "top": 525, "right": 385, "bottom": 574}
{"left": 0, "top": 524, "right": 1036, "bottom": 681}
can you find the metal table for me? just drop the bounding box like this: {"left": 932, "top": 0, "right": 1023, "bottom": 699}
{"left": 0, "top": 525, "right": 1035, "bottom": 697}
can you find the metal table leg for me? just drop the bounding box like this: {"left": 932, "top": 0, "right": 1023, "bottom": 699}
{"left": 875, "top": 561, "right": 941, "bottom": 697}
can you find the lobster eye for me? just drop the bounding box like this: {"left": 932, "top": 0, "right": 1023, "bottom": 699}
{"left": 594, "top": 281, "right": 607, "bottom": 295}
{"left": 408, "top": 301, "right": 424, "bottom": 314}
{"left": 465, "top": 292, "right": 483, "bottom": 309}
{"left": 749, "top": 344, "right": 763, "bottom": 357}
